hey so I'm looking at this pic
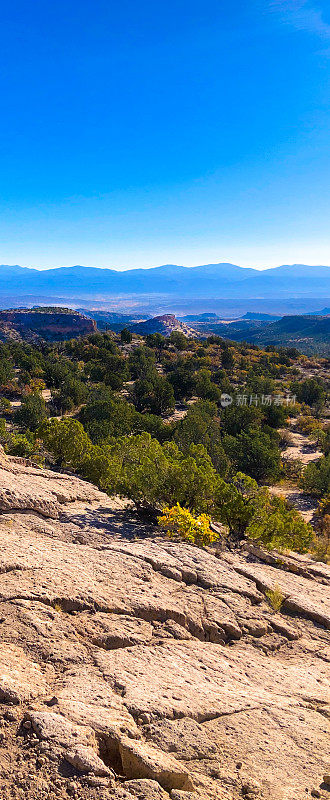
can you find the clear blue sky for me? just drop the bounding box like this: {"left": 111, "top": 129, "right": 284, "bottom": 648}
{"left": 1, "top": 0, "right": 330, "bottom": 269}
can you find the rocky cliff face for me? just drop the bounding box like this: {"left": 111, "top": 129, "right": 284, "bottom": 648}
{"left": 0, "top": 447, "right": 329, "bottom": 800}
{"left": 0, "top": 309, "right": 96, "bottom": 342}
{"left": 129, "top": 314, "right": 197, "bottom": 338}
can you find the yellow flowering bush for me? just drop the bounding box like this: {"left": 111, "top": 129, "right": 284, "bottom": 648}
{"left": 158, "top": 503, "right": 218, "bottom": 547}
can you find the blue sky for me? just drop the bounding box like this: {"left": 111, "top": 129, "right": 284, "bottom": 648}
{"left": 1, "top": 0, "right": 330, "bottom": 269}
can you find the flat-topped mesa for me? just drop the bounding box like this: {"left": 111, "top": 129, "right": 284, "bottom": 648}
{"left": 0, "top": 449, "right": 329, "bottom": 799}
{"left": 0, "top": 307, "right": 96, "bottom": 342}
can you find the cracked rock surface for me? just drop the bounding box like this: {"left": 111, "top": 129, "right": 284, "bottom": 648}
{"left": 0, "top": 448, "right": 329, "bottom": 800}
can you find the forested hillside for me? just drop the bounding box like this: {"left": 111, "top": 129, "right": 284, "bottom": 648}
{"left": 184, "top": 314, "right": 330, "bottom": 356}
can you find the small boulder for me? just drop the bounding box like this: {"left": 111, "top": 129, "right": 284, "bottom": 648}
{"left": 64, "top": 743, "right": 112, "bottom": 776}
{"left": 25, "top": 710, "right": 92, "bottom": 748}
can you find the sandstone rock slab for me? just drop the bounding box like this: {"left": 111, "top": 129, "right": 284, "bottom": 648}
{"left": 0, "top": 642, "right": 49, "bottom": 703}
{"left": 0, "top": 450, "right": 329, "bottom": 800}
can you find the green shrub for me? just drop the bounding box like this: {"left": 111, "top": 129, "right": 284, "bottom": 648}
{"left": 246, "top": 493, "right": 313, "bottom": 553}
{"left": 39, "top": 421, "right": 219, "bottom": 514}
{"left": 215, "top": 472, "right": 313, "bottom": 553}
{"left": 266, "top": 583, "right": 285, "bottom": 612}
{"left": 15, "top": 392, "right": 47, "bottom": 431}
{"left": 116, "top": 435, "right": 218, "bottom": 512}
{"left": 38, "top": 418, "right": 92, "bottom": 469}
{"left": 79, "top": 388, "right": 137, "bottom": 442}
{"left": 0, "top": 397, "right": 11, "bottom": 413}
{"left": 174, "top": 400, "right": 229, "bottom": 476}
{"left": 215, "top": 472, "right": 260, "bottom": 535}
{"left": 132, "top": 375, "right": 175, "bottom": 415}
{"left": 281, "top": 458, "right": 303, "bottom": 481}
{"left": 5, "top": 433, "right": 36, "bottom": 458}
{"left": 291, "top": 378, "right": 325, "bottom": 408}
{"left": 223, "top": 430, "right": 281, "bottom": 483}
{"left": 120, "top": 328, "right": 132, "bottom": 344}
{"left": 0, "top": 417, "right": 7, "bottom": 440}
{"left": 300, "top": 455, "right": 330, "bottom": 498}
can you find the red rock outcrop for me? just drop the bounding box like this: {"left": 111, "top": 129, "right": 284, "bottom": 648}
{"left": 129, "top": 314, "right": 197, "bottom": 338}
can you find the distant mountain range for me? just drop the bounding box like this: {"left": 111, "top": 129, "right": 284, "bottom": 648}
{"left": 0, "top": 263, "right": 329, "bottom": 309}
